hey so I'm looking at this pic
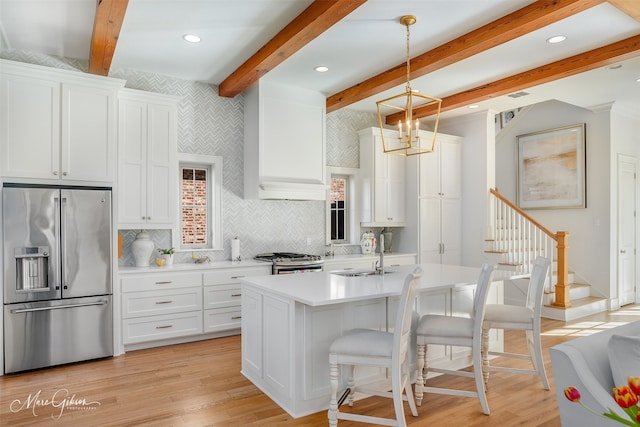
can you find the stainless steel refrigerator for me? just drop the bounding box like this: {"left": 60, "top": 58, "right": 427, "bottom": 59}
{"left": 3, "top": 185, "right": 113, "bottom": 373}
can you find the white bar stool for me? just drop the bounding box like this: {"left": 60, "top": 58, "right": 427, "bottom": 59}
{"left": 414, "top": 263, "right": 495, "bottom": 415}
{"left": 482, "top": 256, "right": 551, "bottom": 390}
{"left": 328, "top": 267, "right": 422, "bottom": 427}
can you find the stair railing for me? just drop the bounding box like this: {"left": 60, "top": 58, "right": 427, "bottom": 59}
{"left": 489, "top": 188, "right": 571, "bottom": 308}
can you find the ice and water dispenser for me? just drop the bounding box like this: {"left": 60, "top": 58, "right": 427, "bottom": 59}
{"left": 14, "top": 247, "right": 49, "bottom": 292}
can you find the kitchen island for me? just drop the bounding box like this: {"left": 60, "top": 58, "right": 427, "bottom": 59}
{"left": 240, "top": 263, "right": 510, "bottom": 418}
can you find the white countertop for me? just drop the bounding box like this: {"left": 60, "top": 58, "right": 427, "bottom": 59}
{"left": 240, "top": 263, "right": 513, "bottom": 306}
{"left": 322, "top": 252, "right": 415, "bottom": 261}
{"left": 118, "top": 259, "right": 271, "bottom": 274}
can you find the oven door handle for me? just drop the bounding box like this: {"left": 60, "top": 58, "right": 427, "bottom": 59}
{"left": 12, "top": 300, "right": 109, "bottom": 313}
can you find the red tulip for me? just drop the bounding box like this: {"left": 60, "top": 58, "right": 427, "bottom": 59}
{"left": 613, "top": 385, "right": 639, "bottom": 408}
{"left": 564, "top": 386, "right": 581, "bottom": 402}
{"left": 628, "top": 377, "right": 640, "bottom": 395}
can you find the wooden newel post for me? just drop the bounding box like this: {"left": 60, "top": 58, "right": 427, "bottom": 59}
{"left": 552, "top": 231, "right": 570, "bottom": 308}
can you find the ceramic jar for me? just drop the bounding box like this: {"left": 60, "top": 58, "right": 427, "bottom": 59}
{"left": 360, "top": 231, "right": 377, "bottom": 255}
{"left": 132, "top": 231, "right": 154, "bottom": 267}
{"left": 382, "top": 228, "right": 393, "bottom": 253}
{"left": 162, "top": 254, "right": 174, "bottom": 266}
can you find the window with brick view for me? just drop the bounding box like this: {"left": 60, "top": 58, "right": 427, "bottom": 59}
{"left": 182, "top": 167, "right": 208, "bottom": 246}
{"left": 330, "top": 175, "right": 348, "bottom": 242}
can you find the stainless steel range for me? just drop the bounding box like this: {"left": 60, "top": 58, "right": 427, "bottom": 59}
{"left": 254, "top": 252, "right": 323, "bottom": 274}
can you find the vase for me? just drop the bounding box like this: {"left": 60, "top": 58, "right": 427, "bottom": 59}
{"left": 360, "top": 231, "right": 377, "bottom": 255}
{"left": 132, "top": 231, "right": 154, "bottom": 267}
{"left": 162, "top": 253, "right": 174, "bottom": 266}
{"left": 382, "top": 228, "right": 393, "bottom": 253}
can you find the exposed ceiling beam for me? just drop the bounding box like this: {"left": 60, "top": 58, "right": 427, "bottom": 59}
{"left": 88, "top": 0, "right": 129, "bottom": 75}
{"left": 385, "top": 34, "right": 640, "bottom": 123}
{"left": 326, "top": 0, "right": 606, "bottom": 113}
{"left": 608, "top": 0, "right": 640, "bottom": 21}
{"left": 218, "top": 0, "right": 367, "bottom": 98}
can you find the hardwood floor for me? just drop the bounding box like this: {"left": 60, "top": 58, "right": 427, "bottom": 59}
{"left": 2, "top": 305, "right": 640, "bottom": 426}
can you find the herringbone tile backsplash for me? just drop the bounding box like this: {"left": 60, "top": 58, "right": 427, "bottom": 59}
{"left": 1, "top": 50, "right": 379, "bottom": 266}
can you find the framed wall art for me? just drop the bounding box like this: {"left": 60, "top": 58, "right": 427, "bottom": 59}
{"left": 516, "top": 123, "right": 586, "bottom": 209}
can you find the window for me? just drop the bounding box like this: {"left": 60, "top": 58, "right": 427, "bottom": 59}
{"left": 181, "top": 166, "right": 208, "bottom": 246}
{"left": 330, "top": 175, "right": 348, "bottom": 242}
{"left": 173, "top": 153, "right": 223, "bottom": 251}
{"left": 326, "top": 167, "right": 360, "bottom": 245}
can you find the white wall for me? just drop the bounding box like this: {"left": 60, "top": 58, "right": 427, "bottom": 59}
{"left": 609, "top": 104, "right": 640, "bottom": 307}
{"left": 494, "top": 99, "right": 640, "bottom": 301}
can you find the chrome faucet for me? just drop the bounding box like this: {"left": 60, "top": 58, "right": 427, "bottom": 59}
{"left": 376, "top": 233, "right": 385, "bottom": 274}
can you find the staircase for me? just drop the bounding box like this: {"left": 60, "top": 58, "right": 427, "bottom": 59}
{"left": 486, "top": 188, "right": 606, "bottom": 321}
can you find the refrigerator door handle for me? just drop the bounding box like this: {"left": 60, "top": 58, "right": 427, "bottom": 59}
{"left": 60, "top": 196, "right": 68, "bottom": 289}
{"left": 54, "top": 196, "right": 61, "bottom": 291}
{"left": 12, "top": 300, "right": 109, "bottom": 313}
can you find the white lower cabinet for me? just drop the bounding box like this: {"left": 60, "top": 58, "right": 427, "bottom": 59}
{"left": 120, "top": 264, "right": 270, "bottom": 349}
{"left": 203, "top": 265, "right": 271, "bottom": 333}
{"left": 123, "top": 311, "right": 203, "bottom": 345}
{"left": 121, "top": 272, "right": 202, "bottom": 345}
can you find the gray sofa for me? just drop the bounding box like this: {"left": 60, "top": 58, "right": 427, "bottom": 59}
{"left": 550, "top": 320, "right": 640, "bottom": 426}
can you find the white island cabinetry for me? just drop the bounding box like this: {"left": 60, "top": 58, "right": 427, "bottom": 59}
{"left": 241, "top": 263, "right": 507, "bottom": 418}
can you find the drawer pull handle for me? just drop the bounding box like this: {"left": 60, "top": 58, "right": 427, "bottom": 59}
{"left": 231, "top": 294, "right": 241, "bottom": 297}
{"left": 156, "top": 300, "right": 173, "bottom": 304}
{"left": 231, "top": 316, "right": 242, "bottom": 320}
{"left": 155, "top": 281, "right": 173, "bottom": 284}
{"left": 156, "top": 325, "right": 172, "bottom": 329}
{"left": 231, "top": 276, "right": 245, "bottom": 279}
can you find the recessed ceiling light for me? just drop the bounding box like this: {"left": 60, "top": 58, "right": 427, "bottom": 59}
{"left": 183, "top": 34, "right": 201, "bottom": 43}
{"left": 314, "top": 66, "right": 329, "bottom": 73}
{"left": 546, "top": 35, "right": 567, "bottom": 44}
{"left": 636, "top": 77, "right": 640, "bottom": 83}
{"left": 468, "top": 104, "right": 479, "bottom": 109}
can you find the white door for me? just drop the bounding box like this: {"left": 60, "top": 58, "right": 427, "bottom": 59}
{"left": 618, "top": 155, "right": 637, "bottom": 306}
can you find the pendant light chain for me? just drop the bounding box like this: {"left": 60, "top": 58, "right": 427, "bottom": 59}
{"left": 405, "top": 20, "right": 411, "bottom": 90}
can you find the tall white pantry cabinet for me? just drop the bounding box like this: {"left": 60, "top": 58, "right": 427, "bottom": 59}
{"left": 419, "top": 131, "right": 462, "bottom": 264}
{"left": 397, "top": 130, "right": 462, "bottom": 265}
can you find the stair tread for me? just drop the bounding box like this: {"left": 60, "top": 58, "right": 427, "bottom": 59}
{"left": 544, "top": 295, "right": 606, "bottom": 310}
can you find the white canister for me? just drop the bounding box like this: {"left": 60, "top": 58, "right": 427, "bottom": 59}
{"left": 231, "top": 237, "right": 241, "bottom": 262}
{"left": 132, "top": 231, "right": 154, "bottom": 267}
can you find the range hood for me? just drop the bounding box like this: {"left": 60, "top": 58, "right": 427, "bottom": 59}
{"left": 244, "top": 81, "right": 327, "bottom": 201}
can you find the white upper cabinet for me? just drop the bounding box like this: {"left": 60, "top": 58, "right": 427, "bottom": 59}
{"left": 358, "top": 127, "right": 406, "bottom": 227}
{"left": 117, "top": 89, "right": 179, "bottom": 228}
{"left": 244, "top": 81, "right": 327, "bottom": 200}
{"left": 0, "top": 59, "right": 124, "bottom": 183}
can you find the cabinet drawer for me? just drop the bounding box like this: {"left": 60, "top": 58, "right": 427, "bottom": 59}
{"left": 204, "top": 307, "right": 241, "bottom": 333}
{"left": 203, "top": 266, "right": 270, "bottom": 285}
{"left": 121, "top": 272, "right": 202, "bottom": 292}
{"left": 122, "top": 287, "right": 202, "bottom": 318}
{"left": 123, "top": 311, "right": 203, "bottom": 344}
{"left": 203, "top": 284, "right": 241, "bottom": 309}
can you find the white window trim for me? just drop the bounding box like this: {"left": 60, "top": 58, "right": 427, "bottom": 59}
{"left": 326, "top": 166, "right": 361, "bottom": 246}
{"left": 173, "top": 153, "right": 223, "bottom": 252}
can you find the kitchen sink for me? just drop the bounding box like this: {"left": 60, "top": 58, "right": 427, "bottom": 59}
{"left": 330, "top": 269, "right": 394, "bottom": 277}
